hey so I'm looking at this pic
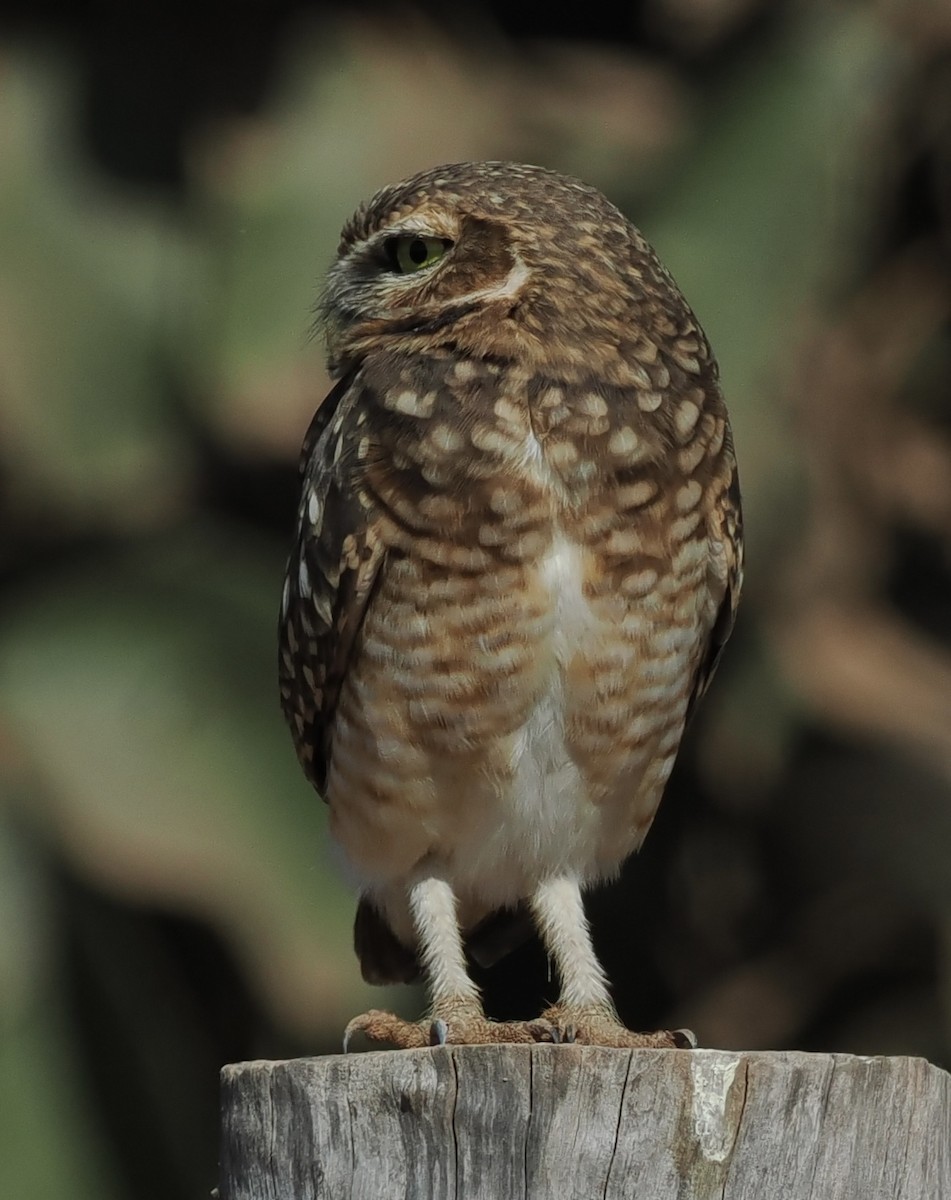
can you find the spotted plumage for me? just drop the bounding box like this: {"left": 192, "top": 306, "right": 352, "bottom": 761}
{"left": 279, "top": 161, "right": 742, "bottom": 1048}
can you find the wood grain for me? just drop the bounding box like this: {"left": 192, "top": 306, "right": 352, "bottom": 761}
{"left": 220, "top": 1046, "right": 951, "bottom": 1199}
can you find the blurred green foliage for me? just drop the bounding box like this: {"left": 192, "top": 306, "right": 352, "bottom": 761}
{"left": 2, "top": 2, "right": 951, "bottom": 1197}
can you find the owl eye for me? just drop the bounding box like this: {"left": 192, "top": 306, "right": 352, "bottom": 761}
{"left": 383, "top": 235, "right": 451, "bottom": 274}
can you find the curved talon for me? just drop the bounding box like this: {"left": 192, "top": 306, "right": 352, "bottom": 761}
{"left": 673, "top": 1028, "right": 698, "bottom": 1049}
{"left": 342, "top": 1009, "right": 429, "bottom": 1051}
{"left": 430, "top": 1018, "right": 449, "bottom": 1047}
{"left": 343, "top": 1012, "right": 375, "bottom": 1052}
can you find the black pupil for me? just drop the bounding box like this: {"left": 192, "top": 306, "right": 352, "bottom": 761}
{"left": 408, "top": 238, "right": 429, "bottom": 264}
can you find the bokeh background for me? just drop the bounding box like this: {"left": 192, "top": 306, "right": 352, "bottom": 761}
{"left": 2, "top": 0, "right": 951, "bottom": 1195}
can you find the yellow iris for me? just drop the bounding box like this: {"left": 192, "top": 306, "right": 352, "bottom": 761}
{"left": 385, "top": 235, "right": 450, "bottom": 274}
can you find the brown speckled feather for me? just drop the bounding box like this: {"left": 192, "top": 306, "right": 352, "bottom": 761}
{"left": 278, "top": 369, "right": 387, "bottom": 795}
{"left": 686, "top": 465, "right": 743, "bottom": 725}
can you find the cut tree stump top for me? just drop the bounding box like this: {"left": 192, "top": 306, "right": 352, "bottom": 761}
{"left": 220, "top": 1045, "right": 951, "bottom": 1200}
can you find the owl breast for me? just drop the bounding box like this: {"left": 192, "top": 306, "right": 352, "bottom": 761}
{"left": 324, "top": 374, "right": 711, "bottom": 918}
{"left": 482, "top": 520, "right": 701, "bottom": 906}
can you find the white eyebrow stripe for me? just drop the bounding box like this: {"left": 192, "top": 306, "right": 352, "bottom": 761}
{"left": 362, "top": 219, "right": 457, "bottom": 250}
{"left": 453, "top": 256, "right": 530, "bottom": 304}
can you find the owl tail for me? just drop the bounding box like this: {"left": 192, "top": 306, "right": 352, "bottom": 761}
{"left": 353, "top": 896, "right": 535, "bottom": 986}
{"left": 353, "top": 896, "right": 420, "bottom": 985}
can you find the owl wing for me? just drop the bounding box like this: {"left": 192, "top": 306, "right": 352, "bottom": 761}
{"left": 686, "top": 456, "right": 743, "bottom": 724}
{"left": 278, "top": 368, "right": 387, "bottom": 796}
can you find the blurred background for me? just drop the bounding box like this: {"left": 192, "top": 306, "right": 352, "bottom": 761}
{"left": 2, "top": 0, "right": 951, "bottom": 1195}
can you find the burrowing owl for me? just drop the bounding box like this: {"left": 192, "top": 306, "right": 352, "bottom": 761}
{"left": 279, "top": 161, "right": 742, "bottom": 1049}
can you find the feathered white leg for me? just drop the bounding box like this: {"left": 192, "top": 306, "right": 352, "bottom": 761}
{"left": 529, "top": 876, "right": 695, "bottom": 1049}
{"left": 344, "top": 876, "right": 535, "bottom": 1049}
{"left": 530, "top": 876, "right": 612, "bottom": 1008}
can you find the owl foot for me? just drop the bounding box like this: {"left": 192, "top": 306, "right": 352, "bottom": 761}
{"left": 343, "top": 1002, "right": 538, "bottom": 1051}
{"left": 528, "top": 1004, "right": 697, "bottom": 1049}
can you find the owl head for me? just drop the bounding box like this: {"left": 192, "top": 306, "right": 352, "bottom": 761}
{"left": 318, "top": 161, "right": 673, "bottom": 378}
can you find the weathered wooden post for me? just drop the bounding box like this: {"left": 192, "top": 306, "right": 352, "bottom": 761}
{"left": 220, "top": 1045, "right": 951, "bottom": 1198}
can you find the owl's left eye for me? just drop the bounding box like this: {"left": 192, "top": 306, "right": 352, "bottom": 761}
{"left": 383, "top": 235, "right": 452, "bottom": 275}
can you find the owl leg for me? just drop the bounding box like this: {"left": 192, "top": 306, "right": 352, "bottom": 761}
{"left": 344, "top": 877, "right": 536, "bottom": 1049}
{"left": 528, "top": 877, "right": 695, "bottom": 1049}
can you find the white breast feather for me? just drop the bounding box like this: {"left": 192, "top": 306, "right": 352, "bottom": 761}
{"left": 452, "top": 536, "right": 604, "bottom": 902}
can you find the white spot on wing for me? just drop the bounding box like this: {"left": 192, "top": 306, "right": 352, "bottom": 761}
{"left": 608, "top": 427, "right": 639, "bottom": 456}
{"left": 308, "top": 490, "right": 322, "bottom": 526}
